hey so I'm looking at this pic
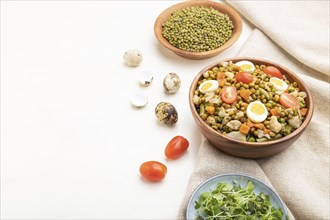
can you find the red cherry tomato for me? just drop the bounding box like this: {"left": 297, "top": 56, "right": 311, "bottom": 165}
{"left": 263, "top": 66, "right": 283, "bottom": 79}
{"left": 165, "top": 136, "right": 189, "bottom": 159}
{"left": 221, "top": 86, "right": 238, "bottom": 104}
{"left": 235, "top": 72, "right": 253, "bottom": 84}
{"left": 139, "top": 161, "right": 167, "bottom": 182}
{"left": 280, "top": 92, "right": 300, "bottom": 109}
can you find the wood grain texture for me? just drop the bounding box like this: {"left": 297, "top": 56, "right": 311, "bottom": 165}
{"left": 189, "top": 57, "right": 314, "bottom": 158}
{"left": 154, "top": 0, "right": 242, "bottom": 60}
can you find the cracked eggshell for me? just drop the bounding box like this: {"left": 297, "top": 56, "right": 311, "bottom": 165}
{"left": 131, "top": 93, "right": 148, "bottom": 108}
{"left": 155, "top": 102, "right": 178, "bottom": 126}
{"left": 163, "top": 73, "right": 181, "bottom": 94}
{"left": 139, "top": 71, "right": 154, "bottom": 86}
{"left": 123, "top": 49, "right": 143, "bottom": 67}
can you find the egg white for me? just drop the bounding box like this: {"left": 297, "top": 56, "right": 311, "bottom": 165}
{"left": 235, "top": 60, "right": 255, "bottom": 73}
{"left": 198, "top": 80, "right": 219, "bottom": 94}
{"left": 246, "top": 101, "right": 268, "bottom": 123}
{"left": 270, "top": 77, "right": 288, "bottom": 93}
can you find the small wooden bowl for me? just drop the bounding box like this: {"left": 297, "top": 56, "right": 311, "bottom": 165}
{"left": 189, "top": 57, "right": 314, "bottom": 158}
{"left": 154, "top": 0, "right": 242, "bottom": 60}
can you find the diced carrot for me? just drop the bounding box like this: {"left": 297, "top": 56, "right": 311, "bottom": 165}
{"left": 300, "top": 108, "right": 308, "bottom": 116}
{"left": 239, "top": 124, "right": 250, "bottom": 135}
{"left": 254, "top": 123, "right": 265, "bottom": 130}
{"left": 239, "top": 89, "right": 252, "bottom": 101}
{"left": 233, "top": 65, "right": 240, "bottom": 71}
{"left": 263, "top": 128, "right": 270, "bottom": 134}
{"left": 218, "top": 78, "right": 227, "bottom": 87}
{"left": 217, "top": 71, "right": 226, "bottom": 80}
{"left": 247, "top": 119, "right": 254, "bottom": 128}
{"left": 205, "top": 106, "right": 215, "bottom": 115}
{"left": 270, "top": 107, "right": 281, "bottom": 116}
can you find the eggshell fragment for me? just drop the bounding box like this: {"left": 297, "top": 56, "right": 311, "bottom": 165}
{"left": 131, "top": 93, "right": 148, "bottom": 108}
{"left": 139, "top": 71, "right": 153, "bottom": 86}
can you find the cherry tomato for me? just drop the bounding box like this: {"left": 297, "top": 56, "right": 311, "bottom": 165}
{"left": 165, "top": 136, "right": 189, "bottom": 159}
{"left": 221, "top": 86, "right": 238, "bottom": 104}
{"left": 235, "top": 72, "right": 253, "bottom": 84}
{"left": 279, "top": 92, "right": 300, "bottom": 109}
{"left": 263, "top": 66, "right": 283, "bottom": 79}
{"left": 139, "top": 161, "right": 167, "bottom": 182}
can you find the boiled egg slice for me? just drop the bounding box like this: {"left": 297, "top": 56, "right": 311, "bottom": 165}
{"left": 235, "top": 60, "right": 255, "bottom": 73}
{"left": 246, "top": 101, "right": 268, "bottom": 123}
{"left": 198, "top": 80, "right": 219, "bottom": 94}
{"left": 269, "top": 77, "right": 288, "bottom": 94}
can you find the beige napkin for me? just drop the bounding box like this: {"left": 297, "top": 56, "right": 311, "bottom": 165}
{"left": 227, "top": 0, "right": 329, "bottom": 75}
{"left": 178, "top": 1, "right": 329, "bottom": 219}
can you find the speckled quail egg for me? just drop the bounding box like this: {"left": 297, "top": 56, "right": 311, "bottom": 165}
{"left": 155, "top": 102, "right": 178, "bottom": 126}
{"left": 235, "top": 60, "right": 255, "bottom": 73}
{"left": 163, "top": 73, "right": 181, "bottom": 94}
{"left": 269, "top": 77, "right": 288, "bottom": 94}
{"left": 139, "top": 71, "right": 153, "bottom": 86}
{"left": 198, "top": 80, "right": 219, "bottom": 94}
{"left": 246, "top": 101, "right": 268, "bottom": 123}
{"left": 123, "top": 49, "right": 143, "bottom": 67}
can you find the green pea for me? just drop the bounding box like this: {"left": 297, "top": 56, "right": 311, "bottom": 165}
{"left": 253, "top": 131, "right": 259, "bottom": 136}
{"left": 279, "top": 118, "right": 286, "bottom": 123}
{"left": 288, "top": 87, "right": 295, "bottom": 93}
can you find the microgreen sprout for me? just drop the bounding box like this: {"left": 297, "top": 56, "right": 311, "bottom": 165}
{"left": 194, "top": 180, "right": 284, "bottom": 220}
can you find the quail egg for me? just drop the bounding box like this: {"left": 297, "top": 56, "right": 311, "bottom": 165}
{"left": 246, "top": 101, "right": 268, "bottom": 123}
{"left": 269, "top": 77, "right": 288, "bottom": 94}
{"left": 131, "top": 93, "right": 148, "bottom": 108}
{"left": 139, "top": 71, "right": 153, "bottom": 86}
{"left": 123, "top": 49, "right": 143, "bottom": 67}
{"left": 163, "top": 73, "right": 181, "bottom": 94}
{"left": 155, "top": 102, "right": 178, "bottom": 126}
{"left": 198, "top": 80, "right": 219, "bottom": 94}
{"left": 235, "top": 60, "right": 255, "bottom": 73}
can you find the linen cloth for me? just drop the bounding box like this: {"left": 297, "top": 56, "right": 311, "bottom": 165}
{"left": 179, "top": 1, "right": 329, "bottom": 219}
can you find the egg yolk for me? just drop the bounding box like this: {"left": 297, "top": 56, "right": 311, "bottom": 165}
{"left": 201, "top": 83, "right": 213, "bottom": 91}
{"left": 240, "top": 64, "right": 252, "bottom": 71}
{"left": 271, "top": 78, "right": 284, "bottom": 86}
{"left": 250, "top": 103, "right": 265, "bottom": 115}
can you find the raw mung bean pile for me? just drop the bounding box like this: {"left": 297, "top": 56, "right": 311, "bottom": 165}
{"left": 193, "top": 60, "right": 308, "bottom": 142}
{"left": 162, "top": 6, "right": 234, "bottom": 52}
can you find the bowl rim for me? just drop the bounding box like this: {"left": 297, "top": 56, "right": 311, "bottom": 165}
{"left": 189, "top": 57, "right": 314, "bottom": 147}
{"left": 186, "top": 173, "right": 288, "bottom": 219}
{"left": 154, "top": 0, "right": 243, "bottom": 59}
